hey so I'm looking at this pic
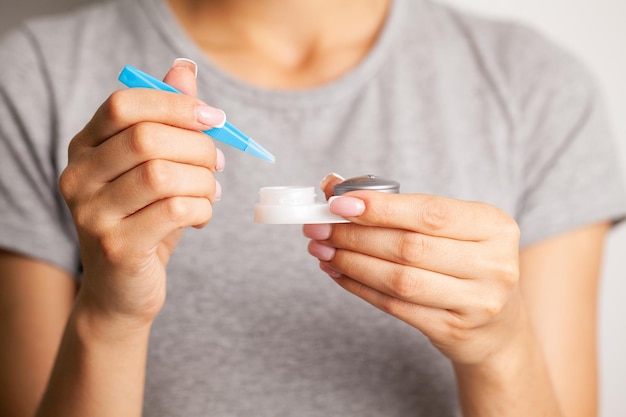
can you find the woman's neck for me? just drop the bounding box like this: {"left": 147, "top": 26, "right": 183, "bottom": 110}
{"left": 166, "top": 0, "right": 391, "bottom": 89}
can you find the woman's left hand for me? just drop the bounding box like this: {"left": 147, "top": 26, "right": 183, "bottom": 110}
{"left": 303, "top": 174, "right": 523, "bottom": 366}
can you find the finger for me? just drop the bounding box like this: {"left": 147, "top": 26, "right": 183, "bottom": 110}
{"left": 330, "top": 191, "right": 519, "bottom": 241}
{"left": 75, "top": 89, "right": 226, "bottom": 149}
{"left": 95, "top": 160, "right": 218, "bottom": 219}
{"left": 162, "top": 58, "right": 198, "bottom": 97}
{"left": 321, "top": 266, "right": 453, "bottom": 332}
{"left": 83, "top": 122, "right": 219, "bottom": 184}
{"left": 314, "top": 223, "right": 497, "bottom": 279}
{"left": 319, "top": 172, "right": 345, "bottom": 200}
{"left": 315, "top": 246, "right": 471, "bottom": 310}
{"left": 117, "top": 196, "right": 213, "bottom": 251}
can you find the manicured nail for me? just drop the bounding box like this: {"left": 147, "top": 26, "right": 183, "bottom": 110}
{"left": 308, "top": 241, "right": 336, "bottom": 261}
{"left": 320, "top": 263, "right": 342, "bottom": 279}
{"left": 320, "top": 172, "right": 345, "bottom": 190}
{"left": 197, "top": 105, "right": 226, "bottom": 128}
{"left": 172, "top": 58, "right": 198, "bottom": 78}
{"left": 329, "top": 196, "right": 365, "bottom": 217}
{"left": 214, "top": 180, "right": 222, "bottom": 202}
{"left": 215, "top": 148, "right": 225, "bottom": 172}
{"left": 302, "top": 223, "right": 332, "bottom": 240}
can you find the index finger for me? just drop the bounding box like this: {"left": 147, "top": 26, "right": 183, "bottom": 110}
{"left": 77, "top": 88, "right": 224, "bottom": 148}
{"left": 331, "top": 191, "right": 519, "bottom": 241}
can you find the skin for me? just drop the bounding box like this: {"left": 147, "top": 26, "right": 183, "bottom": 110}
{"left": 167, "top": 0, "right": 391, "bottom": 88}
{"left": 1, "top": 60, "right": 223, "bottom": 417}
{"left": 0, "top": 1, "right": 608, "bottom": 416}
{"left": 305, "top": 174, "right": 607, "bottom": 417}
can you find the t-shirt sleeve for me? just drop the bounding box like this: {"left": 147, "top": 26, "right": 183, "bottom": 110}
{"left": 502, "top": 25, "right": 626, "bottom": 247}
{"left": 0, "top": 28, "right": 81, "bottom": 276}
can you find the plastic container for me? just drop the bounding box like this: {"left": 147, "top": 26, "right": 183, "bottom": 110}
{"left": 254, "top": 175, "right": 400, "bottom": 224}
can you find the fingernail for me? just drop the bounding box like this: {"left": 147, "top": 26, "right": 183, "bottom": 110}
{"left": 329, "top": 196, "right": 365, "bottom": 217}
{"left": 302, "top": 223, "right": 332, "bottom": 240}
{"left": 197, "top": 105, "right": 226, "bottom": 128}
{"left": 320, "top": 263, "right": 342, "bottom": 279}
{"left": 215, "top": 148, "right": 225, "bottom": 172}
{"left": 214, "top": 180, "right": 222, "bottom": 202}
{"left": 320, "top": 172, "right": 345, "bottom": 190}
{"left": 308, "top": 240, "right": 336, "bottom": 261}
{"left": 173, "top": 58, "right": 198, "bottom": 78}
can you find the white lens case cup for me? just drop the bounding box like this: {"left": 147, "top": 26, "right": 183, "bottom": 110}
{"left": 254, "top": 175, "right": 400, "bottom": 224}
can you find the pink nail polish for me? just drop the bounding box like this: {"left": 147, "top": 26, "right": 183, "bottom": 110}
{"left": 319, "top": 172, "right": 345, "bottom": 190}
{"left": 197, "top": 105, "right": 226, "bottom": 128}
{"left": 320, "top": 263, "right": 342, "bottom": 279}
{"left": 215, "top": 148, "right": 226, "bottom": 172}
{"left": 329, "top": 196, "right": 365, "bottom": 217}
{"left": 302, "top": 223, "right": 332, "bottom": 240}
{"left": 172, "top": 58, "right": 198, "bottom": 78}
{"left": 214, "top": 181, "right": 222, "bottom": 202}
{"left": 308, "top": 240, "right": 336, "bottom": 261}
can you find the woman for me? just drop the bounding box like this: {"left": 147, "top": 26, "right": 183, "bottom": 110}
{"left": 1, "top": 0, "right": 624, "bottom": 416}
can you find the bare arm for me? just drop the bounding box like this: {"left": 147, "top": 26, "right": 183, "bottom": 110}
{"left": 35, "top": 284, "right": 153, "bottom": 417}
{"left": 0, "top": 249, "right": 154, "bottom": 417}
{"left": 0, "top": 250, "right": 75, "bottom": 417}
{"left": 520, "top": 223, "right": 606, "bottom": 416}
{"left": 454, "top": 222, "right": 607, "bottom": 417}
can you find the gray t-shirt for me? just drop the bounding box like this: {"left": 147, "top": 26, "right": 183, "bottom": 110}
{"left": 1, "top": 0, "right": 625, "bottom": 415}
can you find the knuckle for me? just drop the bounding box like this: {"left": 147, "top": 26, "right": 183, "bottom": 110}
{"left": 58, "top": 168, "right": 78, "bottom": 200}
{"left": 389, "top": 268, "right": 421, "bottom": 299}
{"left": 484, "top": 254, "right": 519, "bottom": 288}
{"left": 141, "top": 159, "right": 172, "bottom": 193}
{"left": 103, "top": 90, "right": 127, "bottom": 123}
{"left": 504, "top": 219, "right": 521, "bottom": 241}
{"left": 73, "top": 205, "right": 110, "bottom": 241}
{"left": 99, "top": 233, "right": 125, "bottom": 264}
{"left": 379, "top": 296, "right": 403, "bottom": 316}
{"left": 162, "top": 197, "right": 190, "bottom": 222}
{"left": 66, "top": 135, "right": 82, "bottom": 158}
{"left": 420, "top": 197, "right": 448, "bottom": 231}
{"left": 446, "top": 325, "right": 472, "bottom": 344}
{"left": 442, "top": 315, "right": 473, "bottom": 343}
{"left": 72, "top": 204, "right": 93, "bottom": 229}
{"left": 127, "top": 123, "right": 157, "bottom": 157}
{"left": 497, "top": 261, "right": 520, "bottom": 288}
{"left": 481, "top": 297, "right": 504, "bottom": 319}
{"left": 398, "top": 232, "right": 428, "bottom": 264}
{"left": 491, "top": 208, "right": 520, "bottom": 241}
{"left": 473, "top": 287, "right": 508, "bottom": 321}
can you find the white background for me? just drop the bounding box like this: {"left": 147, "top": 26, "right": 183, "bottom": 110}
{"left": 1, "top": 0, "right": 625, "bottom": 415}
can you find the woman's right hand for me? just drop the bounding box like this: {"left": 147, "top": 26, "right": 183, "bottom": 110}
{"left": 59, "top": 59, "right": 225, "bottom": 324}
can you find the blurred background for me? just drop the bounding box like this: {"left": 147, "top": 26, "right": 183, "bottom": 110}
{"left": 1, "top": 0, "right": 624, "bottom": 415}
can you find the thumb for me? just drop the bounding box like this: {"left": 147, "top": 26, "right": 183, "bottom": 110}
{"left": 319, "top": 172, "right": 345, "bottom": 201}
{"left": 163, "top": 58, "right": 198, "bottom": 97}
